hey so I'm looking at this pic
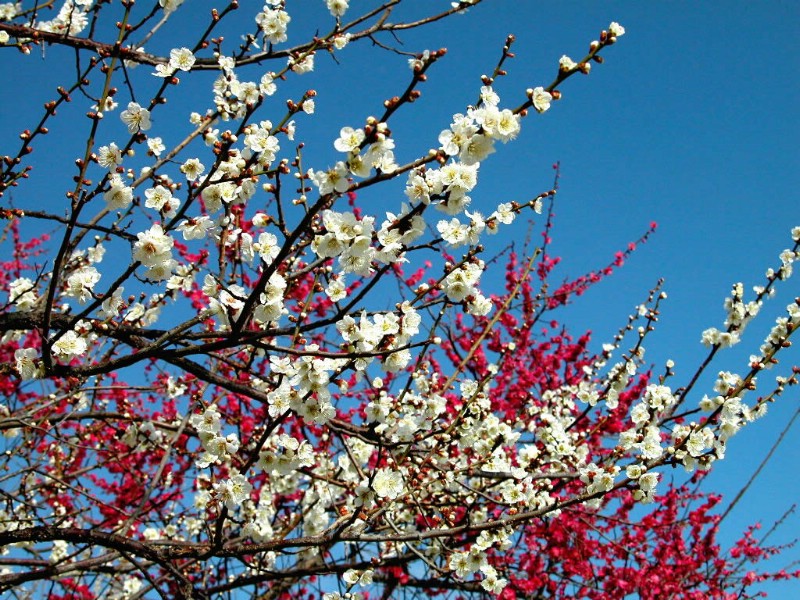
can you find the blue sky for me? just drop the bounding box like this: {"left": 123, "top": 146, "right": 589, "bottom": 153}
{"left": 1, "top": 0, "right": 798, "bottom": 595}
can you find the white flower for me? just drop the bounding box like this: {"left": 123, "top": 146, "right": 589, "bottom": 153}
{"left": 180, "top": 158, "right": 205, "bottom": 181}
{"left": 530, "top": 86, "right": 552, "bottom": 113}
{"left": 144, "top": 185, "right": 174, "bottom": 212}
{"left": 459, "top": 133, "right": 495, "bottom": 165}
{"left": 290, "top": 53, "right": 314, "bottom": 74}
{"left": 371, "top": 468, "right": 404, "bottom": 499}
{"left": 103, "top": 176, "right": 133, "bottom": 210}
{"left": 133, "top": 224, "right": 174, "bottom": 267}
{"left": 260, "top": 72, "right": 277, "bottom": 96}
{"left": 256, "top": 232, "right": 280, "bottom": 264}
{"left": 66, "top": 266, "right": 101, "bottom": 304}
{"left": 159, "top": 0, "right": 184, "bottom": 13}
{"left": 559, "top": 55, "right": 577, "bottom": 72}
{"left": 480, "top": 564, "right": 508, "bottom": 594}
{"left": 256, "top": 7, "right": 290, "bottom": 44}
{"left": 177, "top": 216, "right": 214, "bottom": 240}
{"left": 190, "top": 405, "right": 222, "bottom": 435}
{"left": 437, "top": 218, "right": 469, "bottom": 246}
{"left": 686, "top": 427, "right": 714, "bottom": 457}
{"left": 468, "top": 294, "right": 493, "bottom": 316}
{"left": 638, "top": 471, "right": 659, "bottom": 492}
{"left": 169, "top": 47, "right": 195, "bottom": 72}
{"left": 408, "top": 49, "right": 430, "bottom": 72}
{"left": 479, "top": 85, "right": 500, "bottom": 107}
{"left": 343, "top": 568, "right": 372, "bottom": 587}
{"left": 100, "top": 287, "right": 125, "bottom": 318}
{"left": 492, "top": 202, "right": 515, "bottom": 225}
{"left": 325, "top": 277, "right": 347, "bottom": 302}
{"left": 9, "top": 277, "right": 38, "bottom": 311}
{"left": 494, "top": 108, "right": 520, "bottom": 142}
{"left": 96, "top": 143, "right": 122, "bottom": 169}
{"left": 0, "top": 3, "right": 16, "bottom": 20}
{"left": 215, "top": 472, "right": 252, "bottom": 510}
{"left": 608, "top": 22, "right": 625, "bottom": 38}
{"left": 625, "top": 464, "right": 643, "bottom": 479}
{"left": 309, "top": 162, "right": 349, "bottom": 195}
{"left": 326, "top": 0, "right": 349, "bottom": 17}
{"left": 630, "top": 402, "right": 650, "bottom": 425}
{"left": 382, "top": 348, "right": 411, "bottom": 373}
{"left": 440, "top": 162, "right": 478, "bottom": 195}
{"left": 15, "top": 348, "right": 42, "bottom": 380}
{"left": 147, "top": 137, "right": 165, "bottom": 156}
{"left": 153, "top": 63, "right": 176, "bottom": 78}
{"left": 332, "top": 33, "right": 351, "bottom": 50}
{"left": 52, "top": 330, "right": 87, "bottom": 359}
{"left": 120, "top": 102, "right": 151, "bottom": 133}
{"left": 334, "top": 126, "right": 365, "bottom": 153}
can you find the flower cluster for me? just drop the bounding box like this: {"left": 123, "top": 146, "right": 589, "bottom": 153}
{"left": 133, "top": 224, "right": 176, "bottom": 281}
{"left": 0, "top": 6, "right": 796, "bottom": 600}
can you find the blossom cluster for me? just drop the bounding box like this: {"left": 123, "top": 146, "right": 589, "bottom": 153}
{"left": 1, "top": 5, "right": 797, "bottom": 599}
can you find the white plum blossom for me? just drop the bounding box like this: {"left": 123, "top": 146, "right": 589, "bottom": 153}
{"left": 491, "top": 202, "right": 515, "bottom": 225}
{"left": 325, "top": 277, "right": 347, "bottom": 302}
{"left": 65, "top": 266, "right": 101, "bottom": 304}
{"left": 96, "top": 143, "right": 122, "bottom": 170}
{"left": 326, "top": 0, "right": 349, "bottom": 18}
{"left": 459, "top": 133, "right": 495, "bottom": 165}
{"left": 309, "top": 162, "right": 349, "bottom": 195}
{"left": 439, "top": 161, "right": 478, "bottom": 198}
{"left": 255, "top": 232, "right": 280, "bottom": 264}
{"left": 169, "top": 47, "right": 196, "bottom": 71}
{"left": 147, "top": 137, "right": 165, "bottom": 156}
{"left": 442, "top": 261, "right": 484, "bottom": 303}
{"left": 480, "top": 564, "right": 508, "bottom": 594}
{"left": 334, "top": 126, "right": 365, "bottom": 153}
{"left": 635, "top": 471, "right": 659, "bottom": 503}
{"left": 190, "top": 405, "right": 222, "bottom": 436}
{"left": 290, "top": 53, "right": 314, "bottom": 74}
{"left": 332, "top": 33, "right": 351, "bottom": 50}
{"left": 0, "top": 3, "right": 18, "bottom": 20}
{"left": 530, "top": 86, "right": 552, "bottom": 113}
{"left": 256, "top": 6, "right": 290, "bottom": 44}
{"left": 260, "top": 73, "right": 277, "bottom": 96}
{"left": 9, "top": 277, "right": 38, "bottom": 311}
{"left": 686, "top": 427, "right": 715, "bottom": 457}
{"left": 559, "top": 55, "right": 578, "bottom": 72}
{"left": 36, "top": 1, "right": 89, "bottom": 35}
{"left": 244, "top": 122, "right": 280, "bottom": 164}
{"left": 133, "top": 224, "right": 174, "bottom": 268}
{"left": 14, "top": 348, "right": 43, "bottom": 380}
{"left": 479, "top": 85, "right": 500, "bottom": 107}
{"left": 301, "top": 99, "right": 315, "bottom": 114}
{"left": 153, "top": 63, "right": 176, "bottom": 78}
{"left": 159, "top": 0, "right": 184, "bottom": 12}
{"left": 144, "top": 185, "right": 174, "bottom": 212}
{"left": 214, "top": 472, "right": 252, "bottom": 510}
{"left": 103, "top": 175, "right": 133, "bottom": 210}
{"left": 120, "top": 102, "right": 151, "bottom": 133}
{"left": 371, "top": 468, "right": 404, "bottom": 500}
{"left": 180, "top": 158, "right": 205, "bottom": 181}
{"left": 178, "top": 216, "right": 215, "bottom": 240}
{"left": 493, "top": 108, "right": 521, "bottom": 142}
{"left": 51, "top": 330, "right": 88, "bottom": 359}
{"left": 439, "top": 113, "right": 478, "bottom": 156}
{"left": 609, "top": 22, "right": 626, "bottom": 38}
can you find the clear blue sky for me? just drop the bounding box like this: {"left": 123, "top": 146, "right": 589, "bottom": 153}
{"left": 1, "top": 1, "right": 798, "bottom": 594}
